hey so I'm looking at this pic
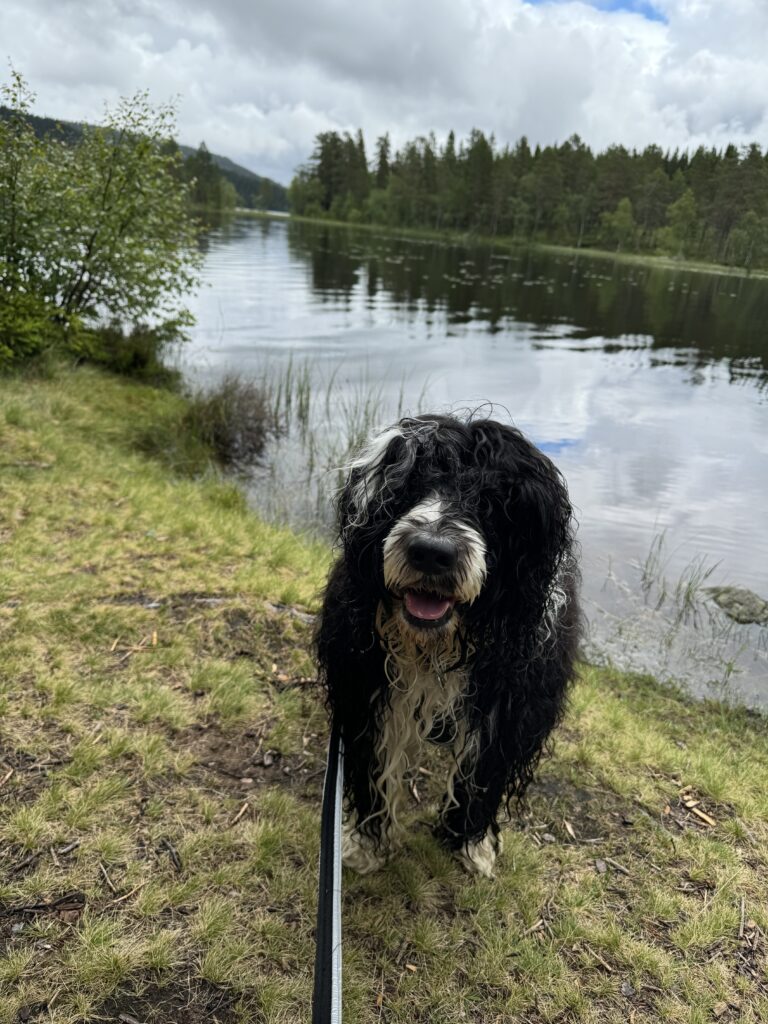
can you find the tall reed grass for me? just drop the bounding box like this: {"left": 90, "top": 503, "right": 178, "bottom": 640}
{"left": 252, "top": 359, "right": 421, "bottom": 534}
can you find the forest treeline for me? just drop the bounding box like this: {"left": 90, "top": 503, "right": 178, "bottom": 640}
{"left": 289, "top": 129, "right": 768, "bottom": 271}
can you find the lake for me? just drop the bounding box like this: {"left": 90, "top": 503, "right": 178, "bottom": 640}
{"left": 180, "top": 216, "right": 768, "bottom": 707}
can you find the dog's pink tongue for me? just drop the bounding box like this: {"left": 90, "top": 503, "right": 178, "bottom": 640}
{"left": 405, "top": 591, "right": 452, "bottom": 620}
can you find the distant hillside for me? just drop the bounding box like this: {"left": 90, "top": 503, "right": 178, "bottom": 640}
{"left": 0, "top": 107, "right": 83, "bottom": 146}
{"left": 0, "top": 106, "right": 288, "bottom": 211}
{"left": 177, "top": 144, "right": 288, "bottom": 211}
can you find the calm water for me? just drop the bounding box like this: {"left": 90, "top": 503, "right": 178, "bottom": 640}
{"left": 181, "top": 216, "right": 768, "bottom": 706}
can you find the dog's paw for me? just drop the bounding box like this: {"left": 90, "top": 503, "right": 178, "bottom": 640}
{"left": 341, "top": 822, "right": 390, "bottom": 874}
{"left": 454, "top": 831, "right": 503, "bottom": 878}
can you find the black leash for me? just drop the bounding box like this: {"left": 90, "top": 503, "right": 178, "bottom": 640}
{"left": 312, "top": 724, "right": 344, "bottom": 1023}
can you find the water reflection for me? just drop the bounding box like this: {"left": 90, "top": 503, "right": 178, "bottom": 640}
{"left": 285, "top": 221, "right": 768, "bottom": 389}
{"left": 183, "top": 217, "right": 768, "bottom": 707}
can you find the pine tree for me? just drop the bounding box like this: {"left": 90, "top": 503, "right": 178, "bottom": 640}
{"left": 375, "top": 134, "right": 390, "bottom": 190}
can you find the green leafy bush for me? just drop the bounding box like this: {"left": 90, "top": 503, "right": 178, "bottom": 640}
{"left": 0, "top": 69, "right": 200, "bottom": 368}
{"left": 0, "top": 279, "right": 59, "bottom": 366}
{"left": 84, "top": 320, "right": 187, "bottom": 387}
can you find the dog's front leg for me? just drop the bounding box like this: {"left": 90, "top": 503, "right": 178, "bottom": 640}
{"left": 438, "top": 739, "right": 508, "bottom": 878}
{"left": 336, "top": 701, "right": 393, "bottom": 874}
{"left": 342, "top": 695, "right": 415, "bottom": 874}
{"left": 341, "top": 817, "right": 390, "bottom": 874}
{"left": 341, "top": 765, "right": 395, "bottom": 875}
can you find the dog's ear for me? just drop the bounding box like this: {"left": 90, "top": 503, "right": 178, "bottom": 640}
{"left": 337, "top": 423, "right": 418, "bottom": 532}
{"left": 512, "top": 456, "right": 572, "bottom": 580}
{"left": 470, "top": 421, "right": 573, "bottom": 614}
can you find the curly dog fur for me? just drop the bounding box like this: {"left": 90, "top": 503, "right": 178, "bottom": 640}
{"left": 316, "top": 413, "right": 580, "bottom": 876}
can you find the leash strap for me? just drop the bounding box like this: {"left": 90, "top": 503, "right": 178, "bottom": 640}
{"left": 312, "top": 724, "right": 344, "bottom": 1024}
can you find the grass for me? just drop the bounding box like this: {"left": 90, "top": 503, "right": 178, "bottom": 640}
{"left": 638, "top": 530, "right": 721, "bottom": 626}
{"left": 535, "top": 242, "right": 768, "bottom": 281}
{"left": 1, "top": 366, "right": 767, "bottom": 1022}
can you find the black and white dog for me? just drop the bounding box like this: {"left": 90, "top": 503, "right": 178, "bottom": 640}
{"left": 316, "top": 414, "right": 580, "bottom": 877}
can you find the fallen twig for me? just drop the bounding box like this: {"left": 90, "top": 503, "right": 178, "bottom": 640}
{"left": 376, "top": 967, "right": 385, "bottom": 1018}
{"left": 523, "top": 918, "right": 544, "bottom": 934}
{"left": 105, "top": 881, "right": 148, "bottom": 908}
{"left": 231, "top": 801, "right": 249, "bottom": 826}
{"left": 113, "top": 634, "right": 156, "bottom": 665}
{"left": 0, "top": 460, "right": 54, "bottom": 470}
{"left": 99, "top": 861, "right": 118, "bottom": 894}
{"left": 11, "top": 891, "right": 86, "bottom": 918}
{"left": 10, "top": 852, "right": 41, "bottom": 875}
{"left": 689, "top": 805, "right": 717, "bottom": 827}
{"left": 585, "top": 943, "right": 615, "bottom": 973}
{"left": 604, "top": 857, "right": 630, "bottom": 876}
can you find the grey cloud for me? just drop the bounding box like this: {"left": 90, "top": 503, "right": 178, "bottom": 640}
{"left": 191, "top": 0, "right": 477, "bottom": 94}
{"left": 2, "top": 0, "right": 768, "bottom": 184}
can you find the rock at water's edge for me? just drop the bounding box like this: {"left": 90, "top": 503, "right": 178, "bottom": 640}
{"left": 705, "top": 586, "right": 768, "bottom": 625}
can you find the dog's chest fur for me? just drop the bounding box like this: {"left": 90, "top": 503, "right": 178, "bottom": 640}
{"left": 371, "top": 603, "right": 476, "bottom": 836}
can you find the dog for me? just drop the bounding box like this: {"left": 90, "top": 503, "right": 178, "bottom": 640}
{"left": 316, "top": 413, "right": 580, "bottom": 877}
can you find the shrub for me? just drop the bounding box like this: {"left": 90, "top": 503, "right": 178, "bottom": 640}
{"left": 85, "top": 321, "right": 185, "bottom": 388}
{"left": 182, "top": 375, "right": 278, "bottom": 468}
{"left": 0, "top": 69, "right": 200, "bottom": 367}
{"left": 131, "top": 375, "right": 277, "bottom": 476}
{"left": 0, "top": 281, "right": 59, "bottom": 368}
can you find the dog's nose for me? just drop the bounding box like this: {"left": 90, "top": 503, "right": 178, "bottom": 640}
{"left": 406, "top": 534, "right": 459, "bottom": 575}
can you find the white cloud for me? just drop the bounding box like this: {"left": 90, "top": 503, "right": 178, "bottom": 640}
{"left": 2, "top": 0, "right": 767, "bottom": 184}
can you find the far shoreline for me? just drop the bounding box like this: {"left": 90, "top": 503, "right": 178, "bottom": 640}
{"left": 233, "top": 207, "right": 768, "bottom": 281}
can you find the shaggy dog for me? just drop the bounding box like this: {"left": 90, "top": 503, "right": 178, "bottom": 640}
{"left": 316, "top": 414, "right": 580, "bottom": 877}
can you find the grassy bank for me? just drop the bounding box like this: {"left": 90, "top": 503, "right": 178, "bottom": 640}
{"left": 1, "top": 368, "right": 766, "bottom": 1023}
{"left": 279, "top": 212, "right": 768, "bottom": 281}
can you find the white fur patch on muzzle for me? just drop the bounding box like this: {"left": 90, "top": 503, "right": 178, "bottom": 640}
{"left": 382, "top": 495, "right": 487, "bottom": 626}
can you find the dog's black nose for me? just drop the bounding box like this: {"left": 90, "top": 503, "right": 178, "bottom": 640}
{"left": 406, "top": 534, "right": 459, "bottom": 575}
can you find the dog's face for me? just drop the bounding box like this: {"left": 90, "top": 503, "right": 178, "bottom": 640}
{"left": 381, "top": 492, "right": 487, "bottom": 638}
{"left": 338, "top": 415, "right": 573, "bottom": 644}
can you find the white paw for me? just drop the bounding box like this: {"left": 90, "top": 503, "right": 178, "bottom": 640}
{"left": 455, "top": 831, "right": 503, "bottom": 878}
{"left": 341, "top": 820, "right": 390, "bottom": 874}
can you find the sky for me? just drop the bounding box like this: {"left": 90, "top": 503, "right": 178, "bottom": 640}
{"left": 2, "top": 0, "right": 767, "bottom": 185}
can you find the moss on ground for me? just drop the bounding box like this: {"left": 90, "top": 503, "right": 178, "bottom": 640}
{"left": 0, "top": 367, "right": 766, "bottom": 1023}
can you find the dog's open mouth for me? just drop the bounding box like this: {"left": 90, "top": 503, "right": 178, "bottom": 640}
{"left": 402, "top": 590, "right": 457, "bottom": 629}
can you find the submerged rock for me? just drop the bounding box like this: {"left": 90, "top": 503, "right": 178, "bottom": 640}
{"left": 705, "top": 586, "right": 768, "bottom": 625}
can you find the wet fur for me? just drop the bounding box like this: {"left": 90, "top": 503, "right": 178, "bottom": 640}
{"left": 315, "top": 413, "right": 580, "bottom": 871}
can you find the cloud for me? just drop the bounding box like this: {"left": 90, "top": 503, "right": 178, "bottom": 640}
{"left": 2, "top": 0, "right": 768, "bottom": 184}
